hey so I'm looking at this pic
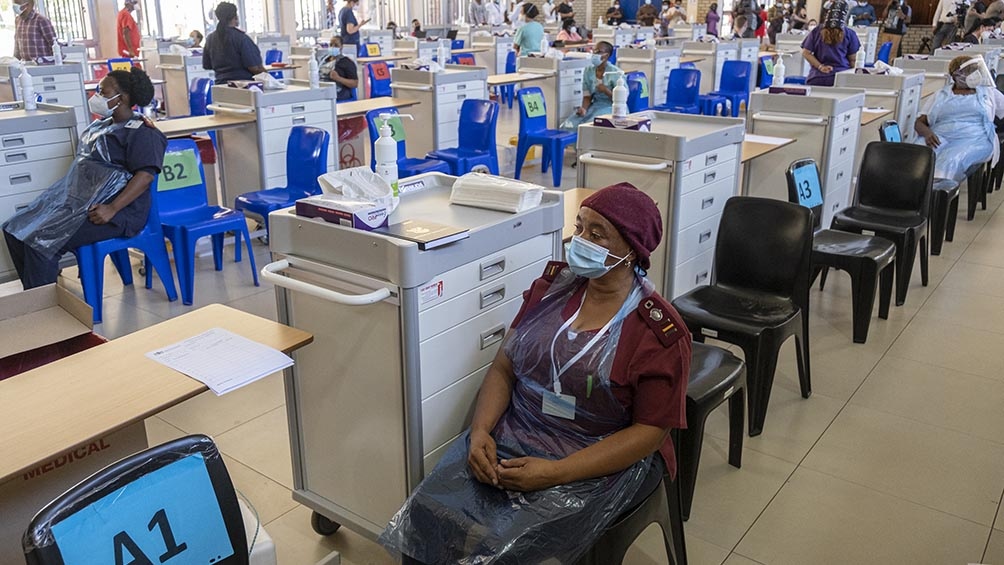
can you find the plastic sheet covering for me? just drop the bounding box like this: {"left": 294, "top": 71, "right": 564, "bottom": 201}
{"left": 921, "top": 68, "right": 1001, "bottom": 182}
{"left": 380, "top": 270, "right": 656, "bottom": 564}
{"left": 3, "top": 118, "right": 133, "bottom": 259}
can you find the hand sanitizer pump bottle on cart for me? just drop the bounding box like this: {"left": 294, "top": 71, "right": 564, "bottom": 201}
{"left": 610, "top": 70, "right": 628, "bottom": 118}
{"left": 20, "top": 63, "right": 36, "bottom": 110}
{"left": 771, "top": 53, "right": 786, "bottom": 87}
{"left": 376, "top": 113, "right": 414, "bottom": 197}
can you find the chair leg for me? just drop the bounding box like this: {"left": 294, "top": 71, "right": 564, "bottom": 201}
{"left": 893, "top": 232, "right": 917, "bottom": 307}
{"left": 741, "top": 340, "right": 781, "bottom": 437}
{"left": 878, "top": 262, "right": 893, "bottom": 320}
{"left": 946, "top": 194, "right": 960, "bottom": 242}
{"left": 168, "top": 233, "right": 191, "bottom": 306}
{"left": 550, "top": 140, "right": 563, "bottom": 188}
{"left": 513, "top": 139, "right": 530, "bottom": 180}
{"left": 76, "top": 245, "right": 105, "bottom": 324}
{"left": 819, "top": 266, "right": 830, "bottom": 291}
{"left": 242, "top": 224, "right": 260, "bottom": 287}
{"left": 849, "top": 262, "right": 879, "bottom": 344}
{"left": 677, "top": 417, "right": 704, "bottom": 521}
{"left": 981, "top": 163, "right": 990, "bottom": 210}
{"left": 929, "top": 190, "right": 948, "bottom": 256}
{"left": 145, "top": 240, "right": 179, "bottom": 303}
{"left": 920, "top": 234, "right": 929, "bottom": 287}
{"left": 967, "top": 169, "right": 983, "bottom": 220}
{"left": 667, "top": 476, "right": 687, "bottom": 565}
{"left": 794, "top": 314, "right": 811, "bottom": 399}
{"left": 109, "top": 249, "right": 133, "bottom": 286}
{"left": 728, "top": 387, "right": 745, "bottom": 469}
{"left": 234, "top": 228, "right": 243, "bottom": 263}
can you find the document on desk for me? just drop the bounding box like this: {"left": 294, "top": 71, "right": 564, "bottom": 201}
{"left": 146, "top": 328, "right": 294, "bottom": 395}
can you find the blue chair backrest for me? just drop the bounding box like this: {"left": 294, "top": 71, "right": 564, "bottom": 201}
{"left": 364, "top": 107, "right": 409, "bottom": 170}
{"left": 458, "top": 99, "right": 499, "bottom": 151}
{"left": 876, "top": 41, "right": 892, "bottom": 64}
{"left": 360, "top": 42, "right": 382, "bottom": 57}
{"left": 667, "top": 68, "right": 701, "bottom": 106}
{"left": 626, "top": 71, "right": 649, "bottom": 112}
{"left": 451, "top": 39, "right": 465, "bottom": 50}
{"left": 156, "top": 138, "right": 210, "bottom": 218}
{"left": 516, "top": 86, "right": 549, "bottom": 136}
{"left": 758, "top": 55, "right": 773, "bottom": 88}
{"left": 505, "top": 50, "right": 517, "bottom": 73}
{"left": 680, "top": 61, "right": 697, "bottom": 70}
{"left": 189, "top": 77, "right": 214, "bottom": 116}
{"left": 719, "top": 60, "right": 752, "bottom": 93}
{"left": 368, "top": 62, "right": 392, "bottom": 97}
{"left": 265, "top": 48, "right": 283, "bottom": 65}
{"left": 785, "top": 158, "right": 825, "bottom": 231}
{"left": 285, "top": 126, "right": 331, "bottom": 195}
{"left": 608, "top": 48, "right": 617, "bottom": 65}
{"left": 452, "top": 53, "right": 477, "bottom": 65}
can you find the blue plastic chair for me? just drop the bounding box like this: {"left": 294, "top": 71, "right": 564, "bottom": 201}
{"left": 608, "top": 47, "right": 617, "bottom": 65}
{"left": 514, "top": 87, "right": 577, "bottom": 187}
{"left": 234, "top": 126, "right": 331, "bottom": 236}
{"left": 73, "top": 178, "right": 178, "bottom": 323}
{"left": 680, "top": 62, "right": 697, "bottom": 70}
{"left": 710, "top": 60, "right": 752, "bottom": 117}
{"left": 876, "top": 41, "right": 892, "bottom": 64}
{"left": 364, "top": 107, "right": 452, "bottom": 177}
{"left": 785, "top": 76, "right": 807, "bottom": 85}
{"left": 502, "top": 51, "right": 517, "bottom": 108}
{"left": 758, "top": 56, "right": 773, "bottom": 88}
{"left": 451, "top": 53, "right": 477, "bottom": 65}
{"left": 265, "top": 48, "right": 284, "bottom": 80}
{"left": 654, "top": 68, "right": 701, "bottom": 114}
{"left": 367, "top": 62, "right": 393, "bottom": 98}
{"left": 188, "top": 77, "right": 214, "bottom": 116}
{"left": 626, "top": 71, "right": 650, "bottom": 112}
{"left": 157, "top": 139, "right": 258, "bottom": 305}
{"left": 105, "top": 57, "right": 133, "bottom": 72}
{"left": 451, "top": 39, "right": 465, "bottom": 50}
{"left": 427, "top": 99, "right": 500, "bottom": 175}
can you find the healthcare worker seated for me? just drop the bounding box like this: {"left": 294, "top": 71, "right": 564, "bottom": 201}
{"left": 2, "top": 68, "right": 168, "bottom": 290}
{"left": 915, "top": 55, "right": 1004, "bottom": 182}
{"left": 560, "top": 41, "right": 621, "bottom": 131}
{"left": 318, "top": 37, "right": 359, "bottom": 101}
{"left": 379, "top": 183, "right": 691, "bottom": 565}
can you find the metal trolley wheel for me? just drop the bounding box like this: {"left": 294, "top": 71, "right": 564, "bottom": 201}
{"left": 311, "top": 511, "right": 342, "bottom": 536}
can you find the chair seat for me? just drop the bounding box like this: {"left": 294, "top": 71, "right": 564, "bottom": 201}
{"left": 399, "top": 157, "right": 451, "bottom": 175}
{"left": 813, "top": 229, "right": 896, "bottom": 264}
{"left": 673, "top": 285, "right": 800, "bottom": 335}
{"left": 161, "top": 206, "right": 245, "bottom": 229}
{"left": 428, "top": 147, "right": 492, "bottom": 159}
{"left": 933, "top": 177, "right": 960, "bottom": 198}
{"left": 688, "top": 342, "right": 745, "bottom": 404}
{"left": 525, "top": 129, "right": 578, "bottom": 143}
{"left": 833, "top": 206, "right": 927, "bottom": 234}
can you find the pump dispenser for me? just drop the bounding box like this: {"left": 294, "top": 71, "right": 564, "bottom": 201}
{"left": 376, "top": 113, "right": 414, "bottom": 197}
{"left": 20, "top": 63, "right": 36, "bottom": 111}
{"left": 608, "top": 70, "right": 628, "bottom": 118}
{"left": 437, "top": 42, "right": 450, "bottom": 69}
{"left": 52, "top": 40, "right": 62, "bottom": 65}
{"left": 309, "top": 56, "right": 320, "bottom": 88}
{"left": 771, "top": 53, "right": 786, "bottom": 87}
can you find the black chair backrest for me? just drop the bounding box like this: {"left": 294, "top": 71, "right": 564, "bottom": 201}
{"left": 24, "top": 435, "right": 248, "bottom": 565}
{"left": 713, "top": 196, "right": 813, "bottom": 301}
{"left": 878, "top": 120, "right": 902, "bottom": 142}
{"left": 857, "top": 141, "right": 934, "bottom": 214}
{"left": 784, "top": 158, "right": 825, "bottom": 231}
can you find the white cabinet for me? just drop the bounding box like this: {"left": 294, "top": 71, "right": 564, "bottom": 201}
{"left": 737, "top": 38, "right": 760, "bottom": 92}
{"left": 253, "top": 33, "right": 291, "bottom": 64}
{"left": 361, "top": 29, "right": 395, "bottom": 56}
{"left": 159, "top": 54, "right": 214, "bottom": 118}
{"left": 0, "top": 104, "right": 77, "bottom": 282}
{"left": 517, "top": 56, "right": 589, "bottom": 129}
{"left": 852, "top": 25, "right": 879, "bottom": 64}
{"left": 577, "top": 112, "right": 745, "bottom": 299}
{"left": 593, "top": 27, "right": 638, "bottom": 49}
{"left": 390, "top": 67, "right": 489, "bottom": 157}
{"left": 473, "top": 35, "right": 514, "bottom": 75}
{"left": 776, "top": 32, "right": 810, "bottom": 76}
{"left": 0, "top": 64, "right": 88, "bottom": 135}
{"left": 745, "top": 87, "right": 866, "bottom": 228}
{"left": 617, "top": 46, "right": 681, "bottom": 107}
{"left": 683, "top": 40, "right": 739, "bottom": 92}
{"left": 835, "top": 68, "right": 925, "bottom": 162}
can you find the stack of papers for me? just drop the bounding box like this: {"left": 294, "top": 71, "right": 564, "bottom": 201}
{"left": 146, "top": 328, "right": 294, "bottom": 395}
{"left": 450, "top": 173, "right": 544, "bottom": 213}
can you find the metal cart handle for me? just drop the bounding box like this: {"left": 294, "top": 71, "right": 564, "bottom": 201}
{"left": 579, "top": 153, "right": 670, "bottom": 171}
{"left": 390, "top": 84, "right": 434, "bottom": 92}
{"left": 261, "top": 260, "right": 392, "bottom": 306}
{"left": 865, "top": 90, "right": 899, "bottom": 97}
{"left": 206, "top": 103, "right": 255, "bottom": 115}
{"left": 751, "top": 113, "right": 826, "bottom": 125}
{"left": 156, "top": 64, "right": 185, "bottom": 70}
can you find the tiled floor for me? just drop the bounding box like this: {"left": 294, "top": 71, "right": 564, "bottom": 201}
{"left": 46, "top": 103, "right": 1004, "bottom": 563}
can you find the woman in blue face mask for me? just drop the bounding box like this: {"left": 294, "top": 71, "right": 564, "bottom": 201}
{"left": 380, "top": 182, "right": 691, "bottom": 564}
{"left": 559, "top": 40, "right": 620, "bottom": 130}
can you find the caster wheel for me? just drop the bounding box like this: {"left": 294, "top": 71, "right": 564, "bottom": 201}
{"left": 257, "top": 235, "right": 269, "bottom": 245}
{"left": 138, "top": 266, "right": 147, "bottom": 276}
{"left": 311, "top": 511, "right": 341, "bottom": 536}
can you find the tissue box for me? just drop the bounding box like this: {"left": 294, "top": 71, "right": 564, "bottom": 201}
{"left": 295, "top": 196, "right": 389, "bottom": 231}
{"left": 768, "top": 85, "right": 811, "bottom": 96}
{"left": 593, "top": 114, "right": 652, "bottom": 131}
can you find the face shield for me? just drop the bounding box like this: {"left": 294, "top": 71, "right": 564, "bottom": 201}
{"left": 956, "top": 56, "right": 995, "bottom": 88}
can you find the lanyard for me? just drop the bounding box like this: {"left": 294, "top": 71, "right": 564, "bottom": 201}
{"left": 549, "top": 284, "right": 641, "bottom": 395}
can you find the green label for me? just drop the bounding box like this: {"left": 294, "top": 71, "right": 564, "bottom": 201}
{"left": 765, "top": 59, "right": 774, "bottom": 75}
{"left": 639, "top": 77, "right": 649, "bottom": 100}
{"left": 386, "top": 116, "right": 407, "bottom": 142}
{"left": 522, "top": 92, "right": 546, "bottom": 118}
{"left": 158, "top": 149, "right": 201, "bottom": 192}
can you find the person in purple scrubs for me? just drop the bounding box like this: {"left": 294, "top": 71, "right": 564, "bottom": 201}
{"left": 801, "top": 0, "right": 860, "bottom": 86}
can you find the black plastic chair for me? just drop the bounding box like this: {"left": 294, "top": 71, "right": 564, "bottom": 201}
{"left": 786, "top": 159, "right": 896, "bottom": 344}
{"left": 831, "top": 142, "right": 933, "bottom": 307}
{"left": 879, "top": 119, "right": 959, "bottom": 256}
{"left": 24, "top": 435, "right": 248, "bottom": 565}
{"left": 672, "top": 197, "right": 813, "bottom": 437}
{"left": 679, "top": 342, "right": 745, "bottom": 520}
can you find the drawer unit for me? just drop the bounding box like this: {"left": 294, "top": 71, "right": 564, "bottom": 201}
{"left": 421, "top": 365, "right": 488, "bottom": 454}
{"left": 0, "top": 64, "right": 88, "bottom": 133}
{"left": 160, "top": 53, "right": 215, "bottom": 117}
{"left": 473, "top": 36, "right": 514, "bottom": 75}
{"left": 0, "top": 128, "right": 71, "bottom": 148}
{"left": 0, "top": 141, "right": 73, "bottom": 167}
{"left": 680, "top": 143, "right": 739, "bottom": 177}
{"left": 674, "top": 213, "right": 720, "bottom": 265}
{"left": 684, "top": 41, "right": 739, "bottom": 92}
{"left": 391, "top": 66, "right": 489, "bottom": 154}
{"left": 617, "top": 47, "right": 682, "bottom": 108}
{"left": 677, "top": 174, "right": 734, "bottom": 229}
{"left": 680, "top": 159, "right": 736, "bottom": 194}
{"left": 673, "top": 249, "right": 714, "bottom": 298}
{"left": 834, "top": 69, "right": 923, "bottom": 165}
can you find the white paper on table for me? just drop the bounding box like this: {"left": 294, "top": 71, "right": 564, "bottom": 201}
{"left": 146, "top": 328, "right": 294, "bottom": 395}
{"left": 744, "top": 134, "right": 793, "bottom": 145}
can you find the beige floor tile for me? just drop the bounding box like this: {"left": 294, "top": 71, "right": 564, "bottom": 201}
{"left": 801, "top": 404, "right": 1004, "bottom": 526}
{"left": 225, "top": 454, "right": 298, "bottom": 525}
{"left": 986, "top": 529, "right": 1004, "bottom": 564}
{"left": 998, "top": 500, "right": 1004, "bottom": 532}
{"left": 158, "top": 370, "right": 285, "bottom": 436}
{"left": 851, "top": 356, "right": 1004, "bottom": 446}
{"left": 722, "top": 554, "right": 765, "bottom": 565}
{"left": 91, "top": 294, "right": 167, "bottom": 339}
{"left": 920, "top": 286, "right": 1004, "bottom": 336}
{"left": 144, "top": 416, "right": 187, "bottom": 446}
{"left": 941, "top": 261, "right": 1004, "bottom": 299}
{"left": 704, "top": 378, "right": 845, "bottom": 464}
{"left": 621, "top": 523, "right": 727, "bottom": 565}
{"left": 887, "top": 314, "right": 1004, "bottom": 381}
{"left": 216, "top": 405, "right": 295, "bottom": 489}
{"left": 680, "top": 436, "right": 797, "bottom": 550}
{"left": 266, "top": 505, "right": 394, "bottom": 565}
{"left": 228, "top": 288, "right": 279, "bottom": 321}
{"left": 736, "top": 468, "right": 989, "bottom": 565}
{"left": 962, "top": 237, "right": 1004, "bottom": 269}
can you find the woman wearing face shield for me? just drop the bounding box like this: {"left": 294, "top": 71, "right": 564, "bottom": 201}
{"left": 559, "top": 41, "right": 621, "bottom": 131}
{"left": 915, "top": 55, "right": 1004, "bottom": 182}
{"left": 379, "top": 183, "right": 691, "bottom": 564}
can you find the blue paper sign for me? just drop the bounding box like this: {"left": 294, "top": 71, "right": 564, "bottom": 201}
{"left": 882, "top": 123, "right": 902, "bottom": 142}
{"left": 50, "top": 452, "right": 235, "bottom": 564}
{"left": 792, "top": 164, "right": 824, "bottom": 209}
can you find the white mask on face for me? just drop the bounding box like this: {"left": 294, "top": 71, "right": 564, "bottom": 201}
{"left": 808, "top": 23, "right": 817, "bottom": 29}
{"left": 981, "top": 30, "right": 992, "bottom": 40}
{"left": 88, "top": 92, "right": 121, "bottom": 117}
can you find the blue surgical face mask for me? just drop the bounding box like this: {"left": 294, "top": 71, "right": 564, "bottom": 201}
{"left": 12, "top": 3, "right": 23, "bottom": 16}
{"left": 590, "top": 53, "right": 603, "bottom": 66}
{"left": 329, "top": 47, "right": 341, "bottom": 56}
{"left": 564, "top": 235, "right": 629, "bottom": 278}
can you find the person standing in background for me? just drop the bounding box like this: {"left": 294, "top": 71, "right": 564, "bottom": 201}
{"left": 965, "top": 0, "right": 989, "bottom": 33}
{"left": 12, "top": 0, "right": 55, "bottom": 62}
{"left": 325, "top": 0, "right": 337, "bottom": 29}
{"left": 706, "top": 3, "right": 720, "bottom": 36}
{"left": 986, "top": 0, "right": 1003, "bottom": 20}
{"left": 543, "top": 0, "right": 557, "bottom": 22}
{"left": 469, "top": 0, "right": 489, "bottom": 26}
{"left": 606, "top": 1, "right": 624, "bottom": 25}
{"left": 202, "top": 2, "right": 266, "bottom": 82}
{"left": 881, "top": 0, "right": 911, "bottom": 55}
{"left": 638, "top": 0, "right": 659, "bottom": 27}
{"left": 117, "top": 0, "right": 140, "bottom": 58}
{"left": 757, "top": 4, "right": 768, "bottom": 41}
{"left": 849, "top": 0, "right": 877, "bottom": 25}
{"left": 487, "top": 0, "right": 506, "bottom": 25}
{"left": 791, "top": 3, "right": 809, "bottom": 29}
{"left": 931, "top": 0, "right": 962, "bottom": 49}
{"left": 513, "top": 3, "right": 544, "bottom": 54}
{"left": 410, "top": 19, "right": 423, "bottom": 35}
{"left": 557, "top": 0, "right": 575, "bottom": 24}
{"left": 339, "top": 0, "right": 370, "bottom": 46}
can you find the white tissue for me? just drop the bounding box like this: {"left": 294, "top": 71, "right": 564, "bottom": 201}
{"left": 319, "top": 166, "right": 399, "bottom": 214}
{"left": 450, "top": 173, "right": 544, "bottom": 213}
{"left": 168, "top": 44, "right": 192, "bottom": 56}
{"left": 873, "top": 60, "right": 903, "bottom": 75}
{"left": 252, "top": 72, "right": 287, "bottom": 89}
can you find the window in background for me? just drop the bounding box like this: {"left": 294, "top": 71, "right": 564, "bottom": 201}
{"left": 295, "top": 0, "right": 325, "bottom": 30}
{"left": 158, "top": 0, "right": 214, "bottom": 40}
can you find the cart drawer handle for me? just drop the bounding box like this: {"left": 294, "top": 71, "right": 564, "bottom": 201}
{"left": 3, "top": 136, "right": 25, "bottom": 147}
{"left": 5, "top": 151, "right": 27, "bottom": 163}
{"left": 699, "top": 230, "right": 712, "bottom": 243}
{"left": 579, "top": 153, "right": 670, "bottom": 171}
{"left": 480, "top": 257, "right": 506, "bottom": 280}
{"left": 695, "top": 270, "right": 709, "bottom": 285}
{"left": 701, "top": 197, "right": 715, "bottom": 209}
{"left": 261, "top": 260, "right": 391, "bottom": 305}
{"left": 480, "top": 324, "right": 506, "bottom": 350}
{"left": 480, "top": 285, "right": 506, "bottom": 309}
{"left": 704, "top": 171, "right": 716, "bottom": 182}
{"left": 9, "top": 173, "right": 30, "bottom": 184}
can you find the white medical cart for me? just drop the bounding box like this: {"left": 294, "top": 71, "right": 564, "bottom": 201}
{"left": 158, "top": 53, "right": 214, "bottom": 118}
{"left": 517, "top": 56, "right": 589, "bottom": 130}
{"left": 472, "top": 35, "right": 515, "bottom": 75}
{"left": 361, "top": 29, "right": 396, "bottom": 56}
{"left": 576, "top": 112, "right": 745, "bottom": 300}
{"left": 893, "top": 56, "right": 950, "bottom": 90}
{"left": 0, "top": 64, "right": 89, "bottom": 135}
{"left": 616, "top": 46, "right": 682, "bottom": 108}
{"left": 265, "top": 173, "right": 563, "bottom": 539}
{"left": 746, "top": 87, "right": 867, "bottom": 228}
{"left": 852, "top": 25, "right": 879, "bottom": 65}
{"left": 393, "top": 38, "right": 440, "bottom": 61}
{"left": 736, "top": 38, "right": 760, "bottom": 92}
{"left": 594, "top": 27, "right": 638, "bottom": 49}
{"left": 683, "top": 40, "right": 738, "bottom": 92}
{"left": 834, "top": 68, "right": 924, "bottom": 154}
{"left": 390, "top": 66, "right": 489, "bottom": 157}
{"left": 776, "top": 32, "right": 809, "bottom": 76}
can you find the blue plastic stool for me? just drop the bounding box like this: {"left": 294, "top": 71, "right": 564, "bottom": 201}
{"left": 698, "top": 94, "right": 727, "bottom": 116}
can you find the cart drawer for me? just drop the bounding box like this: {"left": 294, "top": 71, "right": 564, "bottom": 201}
{"left": 679, "top": 158, "right": 735, "bottom": 195}
{"left": 0, "top": 128, "right": 72, "bottom": 149}
{"left": 672, "top": 249, "right": 714, "bottom": 299}
{"left": 677, "top": 174, "right": 734, "bottom": 230}
{"left": 0, "top": 156, "right": 72, "bottom": 195}
{"left": 260, "top": 99, "right": 331, "bottom": 118}
{"left": 424, "top": 431, "right": 461, "bottom": 475}
{"left": 422, "top": 365, "right": 488, "bottom": 456}
{"left": 674, "top": 213, "right": 720, "bottom": 266}
{"left": 1, "top": 141, "right": 73, "bottom": 166}
{"left": 679, "top": 143, "right": 739, "bottom": 177}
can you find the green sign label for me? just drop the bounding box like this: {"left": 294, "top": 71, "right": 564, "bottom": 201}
{"left": 158, "top": 149, "right": 201, "bottom": 192}
{"left": 639, "top": 77, "right": 649, "bottom": 100}
{"left": 386, "top": 116, "right": 407, "bottom": 142}
{"left": 522, "top": 92, "right": 546, "bottom": 118}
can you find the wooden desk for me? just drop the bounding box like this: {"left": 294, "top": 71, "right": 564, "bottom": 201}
{"left": 562, "top": 188, "right": 598, "bottom": 240}
{"left": 358, "top": 54, "right": 411, "bottom": 64}
{"left": 0, "top": 304, "right": 313, "bottom": 484}
{"left": 87, "top": 57, "right": 147, "bottom": 65}
{"left": 680, "top": 55, "right": 706, "bottom": 64}
{"left": 487, "top": 72, "right": 549, "bottom": 87}
{"left": 452, "top": 48, "right": 489, "bottom": 55}
{"left": 155, "top": 113, "right": 257, "bottom": 138}
{"left": 336, "top": 96, "right": 420, "bottom": 118}
{"left": 861, "top": 107, "right": 893, "bottom": 126}
{"left": 742, "top": 135, "right": 797, "bottom": 163}
{"left": 264, "top": 64, "right": 301, "bottom": 71}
